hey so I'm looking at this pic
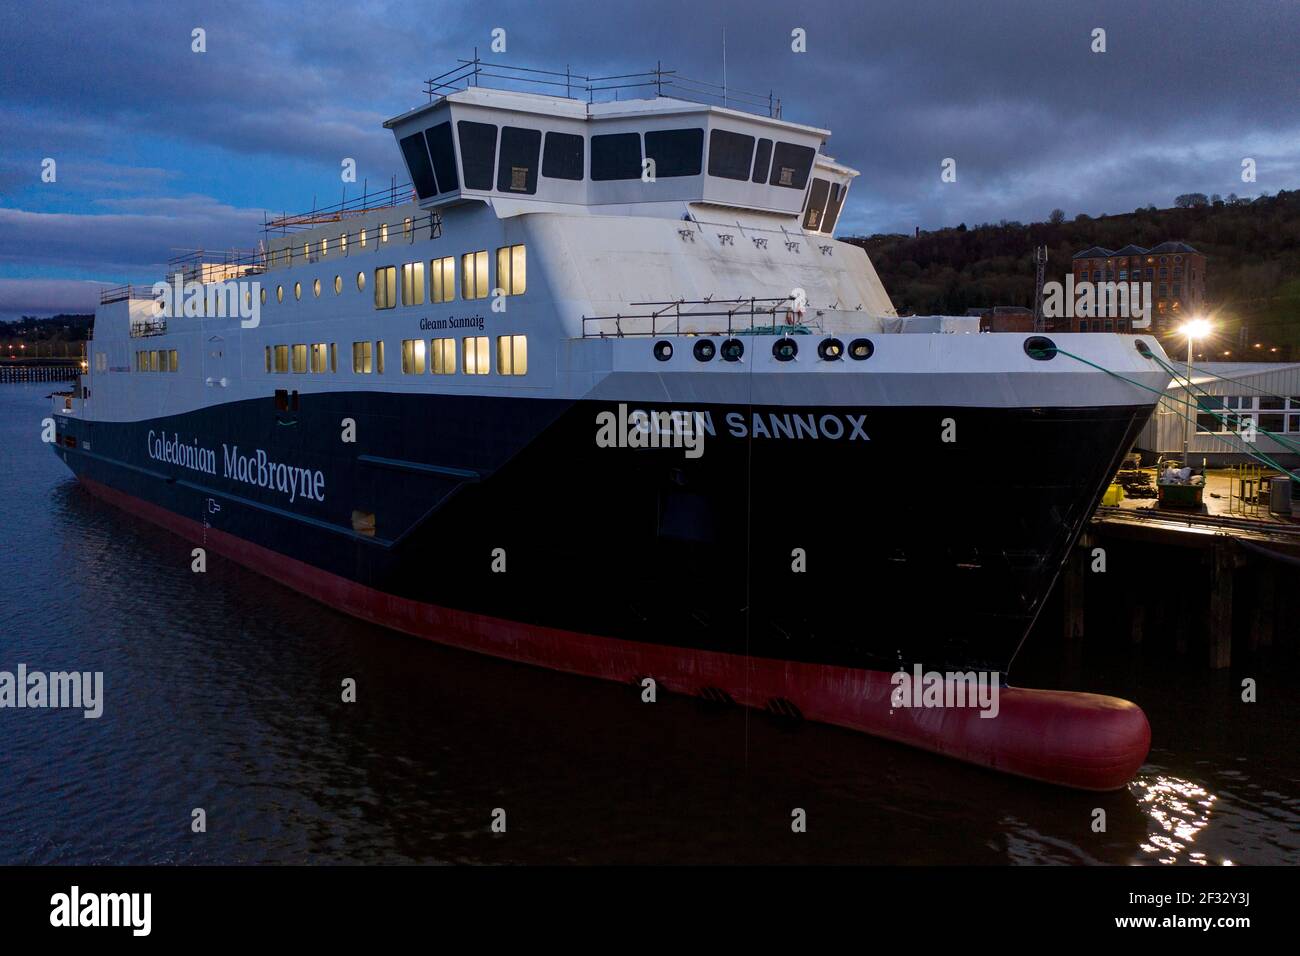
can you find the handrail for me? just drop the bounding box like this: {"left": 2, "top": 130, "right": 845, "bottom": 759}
{"left": 582, "top": 295, "right": 812, "bottom": 338}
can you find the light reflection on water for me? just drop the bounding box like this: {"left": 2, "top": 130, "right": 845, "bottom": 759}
{"left": 1131, "top": 774, "right": 1221, "bottom": 865}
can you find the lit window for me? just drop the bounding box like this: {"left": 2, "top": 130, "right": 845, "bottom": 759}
{"left": 374, "top": 266, "right": 397, "bottom": 309}
{"left": 403, "top": 217, "right": 412, "bottom": 240}
{"left": 431, "top": 337, "right": 456, "bottom": 374}
{"left": 321, "top": 238, "right": 328, "bottom": 257}
{"left": 294, "top": 281, "right": 302, "bottom": 300}
{"left": 265, "top": 346, "right": 272, "bottom": 372}
{"left": 292, "top": 344, "right": 307, "bottom": 373}
{"left": 329, "top": 343, "right": 337, "bottom": 372}
{"left": 376, "top": 340, "right": 385, "bottom": 373}
{"left": 302, "top": 243, "right": 310, "bottom": 260}
{"left": 168, "top": 349, "right": 178, "bottom": 372}
{"left": 360, "top": 228, "right": 367, "bottom": 248}
{"left": 461, "top": 250, "right": 489, "bottom": 300}
{"left": 463, "top": 335, "right": 489, "bottom": 374}
{"left": 430, "top": 256, "right": 455, "bottom": 303}
{"left": 312, "top": 278, "right": 321, "bottom": 298}
{"left": 496, "top": 244, "right": 526, "bottom": 296}
{"left": 276, "top": 285, "right": 284, "bottom": 303}
{"left": 356, "top": 271, "right": 366, "bottom": 292}
{"left": 352, "top": 341, "right": 372, "bottom": 374}
{"left": 149, "top": 350, "right": 160, "bottom": 371}
{"left": 260, "top": 287, "right": 267, "bottom": 305}
{"left": 275, "top": 345, "right": 289, "bottom": 373}
{"left": 380, "top": 223, "right": 389, "bottom": 243}
{"left": 311, "top": 343, "right": 329, "bottom": 373}
{"left": 334, "top": 275, "right": 342, "bottom": 294}
{"left": 401, "top": 262, "right": 424, "bottom": 306}
{"left": 496, "top": 334, "right": 527, "bottom": 375}
{"left": 340, "top": 233, "right": 348, "bottom": 254}
{"left": 401, "top": 338, "right": 427, "bottom": 374}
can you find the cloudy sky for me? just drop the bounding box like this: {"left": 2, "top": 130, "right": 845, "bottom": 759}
{"left": 1, "top": 0, "right": 1296, "bottom": 318}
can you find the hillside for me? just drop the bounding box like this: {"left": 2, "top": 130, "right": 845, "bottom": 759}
{"left": 844, "top": 190, "right": 1300, "bottom": 352}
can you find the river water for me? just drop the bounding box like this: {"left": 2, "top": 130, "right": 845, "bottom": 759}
{"left": 1, "top": 383, "right": 1296, "bottom": 864}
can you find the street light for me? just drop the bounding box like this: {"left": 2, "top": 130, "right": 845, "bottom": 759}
{"left": 1180, "top": 317, "right": 1212, "bottom": 464}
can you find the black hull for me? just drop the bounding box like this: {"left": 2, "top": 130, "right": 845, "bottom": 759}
{"left": 54, "top": 393, "right": 1152, "bottom": 674}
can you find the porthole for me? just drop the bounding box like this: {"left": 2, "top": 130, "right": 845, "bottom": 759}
{"left": 276, "top": 285, "right": 284, "bottom": 303}
{"left": 817, "top": 337, "right": 844, "bottom": 361}
{"left": 653, "top": 340, "right": 673, "bottom": 362}
{"left": 333, "top": 275, "right": 342, "bottom": 295}
{"left": 293, "top": 281, "right": 302, "bottom": 300}
{"left": 848, "top": 337, "right": 874, "bottom": 360}
{"left": 772, "top": 337, "right": 798, "bottom": 362}
{"left": 693, "top": 339, "right": 716, "bottom": 362}
{"left": 313, "top": 278, "right": 321, "bottom": 298}
{"left": 1024, "top": 335, "right": 1057, "bottom": 360}
{"left": 260, "top": 287, "right": 267, "bottom": 305}
{"left": 356, "top": 271, "right": 366, "bottom": 292}
{"left": 1135, "top": 339, "right": 1154, "bottom": 359}
{"left": 720, "top": 338, "right": 744, "bottom": 362}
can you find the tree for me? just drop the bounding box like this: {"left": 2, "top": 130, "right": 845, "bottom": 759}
{"left": 1175, "top": 192, "right": 1209, "bottom": 208}
{"left": 1048, "top": 208, "right": 1065, "bottom": 224}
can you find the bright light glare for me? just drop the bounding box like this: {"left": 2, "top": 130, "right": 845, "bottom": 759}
{"left": 1181, "top": 318, "right": 1212, "bottom": 340}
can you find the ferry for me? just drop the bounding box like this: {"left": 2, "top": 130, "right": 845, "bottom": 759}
{"left": 51, "top": 59, "right": 1171, "bottom": 789}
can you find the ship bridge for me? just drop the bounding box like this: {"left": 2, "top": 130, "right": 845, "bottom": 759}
{"left": 383, "top": 58, "right": 854, "bottom": 236}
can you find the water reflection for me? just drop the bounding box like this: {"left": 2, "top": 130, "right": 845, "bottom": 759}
{"left": 1131, "top": 774, "right": 1219, "bottom": 864}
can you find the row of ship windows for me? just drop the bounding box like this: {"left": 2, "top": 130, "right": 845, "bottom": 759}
{"left": 269, "top": 217, "right": 430, "bottom": 267}
{"left": 401, "top": 120, "right": 817, "bottom": 199}
{"left": 262, "top": 336, "right": 528, "bottom": 377}
{"left": 134, "top": 349, "right": 179, "bottom": 372}
{"left": 262, "top": 245, "right": 525, "bottom": 308}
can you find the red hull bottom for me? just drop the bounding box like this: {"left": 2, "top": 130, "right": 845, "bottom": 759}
{"left": 79, "top": 476, "right": 1150, "bottom": 790}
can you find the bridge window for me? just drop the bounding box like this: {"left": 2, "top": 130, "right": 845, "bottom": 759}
{"left": 401, "top": 262, "right": 424, "bottom": 305}
{"left": 431, "top": 337, "right": 456, "bottom": 374}
{"left": 430, "top": 256, "right": 455, "bottom": 303}
{"left": 803, "top": 177, "right": 831, "bottom": 231}
{"left": 752, "top": 138, "right": 772, "bottom": 183}
{"left": 496, "top": 244, "right": 526, "bottom": 296}
{"left": 462, "top": 250, "right": 488, "bottom": 300}
{"left": 769, "top": 141, "right": 815, "bottom": 189}
{"left": 645, "top": 127, "right": 703, "bottom": 178}
{"left": 401, "top": 338, "right": 426, "bottom": 374}
{"left": 498, "top": 126, "right": 541, "bottom": 194}
{"left": 352, "top": 341, "right": 372, "bottom": 374}
{"left": 424, "top": 122, "right": 459, "bottom": 193}
{"left": 463, "top": 336, "right": 489, "bottom": 375}
{"left": 458, "top": 120, "right": 498, "bottom": 190}
{"left": 591, "top": 132, "right": 642, "bottom": 181}
{"left": 708, "top": 128, "right": 755, "bottom": 181}
{"left": 400, "top": 132, "right": 438, "bottom": 198}
{"left": 822, "top": 182, "right": 846, "bottom": 233}
{"left": 542, "top": 131, "right": 584, "bottom": 180}
{"left": 374, "top": 266, "right": 397, "bottom": 309}
{"left": 496, "top": 335, "right": 527, "bottom": 375}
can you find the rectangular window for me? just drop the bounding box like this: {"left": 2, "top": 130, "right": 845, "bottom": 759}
{"left": 497, "top": 126, "right": 542, "bottom": 194}
{"left": 769, "top": 141, "right": 815, "bottom": 189}
{"left": 320, "top": 239, "right": 329, "bottom": 257}
{"left": 168, "top": 349, "right": 178, "bottom": 372}
{"left": 591, "top": 132, "right": 642, "bottom": 181}
{"left": 463, "top": 336, "right": 489, "bottom": 375}
{"left": 462, "top": 250, "right": 488, "bottom": 300}
{"left": 457, "top": 120, "right": 498, "bottom": 190}
{"left": 431, "top": 337, "right": 456, "bottom": 374}
{"left": 822, "top": 182, "right": 846, "bottom": 233}
{"left": 374, "top": 266, "right": 397, "bottom": 309}
{"left": 292, "top": 343, "right": 307, "bottom": 373}
{"left": 496, "top": 335, "right": 527, "bottom": 376}
{"left": 352, "top": 341, "right": 372, "bottom": 374}
{"left": 149, "top": 350, "right": 160, "bottom": 372}
{"left": 265, "top": 346, "right": 272, "bottom": 373}
{"left": 275, "top": 345, "right": 289, "bottom": 373}
{"left": 803, "top": 177, "right": 831, "bottom": 231}
{"left": 542, "top": 131, "right": 584, "bottom": 180}
{"left": 401, "top": 338, "right": 426, "bottom": 374}
{"left": 752, "top": 138, "right": 773, "bottom": 183}
{"left": 430, "top": 256, "right": 455, "bottom": 303}
{"left": 401, "top": 261, "right": 424, "bottom": 305}
{"left": 330, "top": 342, "right": 337, "bottom": 372}
{"left": 400, "top": 131, "right": 438, "bottom": 198}
{"left": 340, "top": 233, "right": 348, "bottom": 254}
{"left": 380, "top": 223, "right": 389, "bottom": 243}
{"left": 403, "top": 217, "right": 412, "bottom": 240}
{"left": 644, "top": 127, "right": 703, "bottom": 178}
{"left": 424, "top": 121, "right": 459, "bottom": 193}
{"left": 708, "top": 128, "right": 755, "bottom": 180}
{"left": 359, "top": 228, "right": 367, "bottom": 249}
{"left": 496, "top": 244, "right": 526, "bottom": 296}
{"left": 311, "top": 342, "right": 329, "bottom": 373}
{"left": 376, "top": 340, "right": 385, "bottom": 374}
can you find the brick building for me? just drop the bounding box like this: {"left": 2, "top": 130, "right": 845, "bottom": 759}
{"left": 1070, "top": 241, "right": 1207, "bottom": 333}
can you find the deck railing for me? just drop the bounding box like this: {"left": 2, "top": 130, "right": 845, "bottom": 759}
{"left": 582, "top": 296, "right": 811, "bottom": 338}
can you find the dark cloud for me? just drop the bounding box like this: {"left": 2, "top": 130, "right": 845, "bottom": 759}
{"left": 0, "top": 0, "right": 1296, "bottom": 316}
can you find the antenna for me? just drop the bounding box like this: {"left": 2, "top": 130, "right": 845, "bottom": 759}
{"left": 722, "top": 28, "right": 727, "bottom": 108}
